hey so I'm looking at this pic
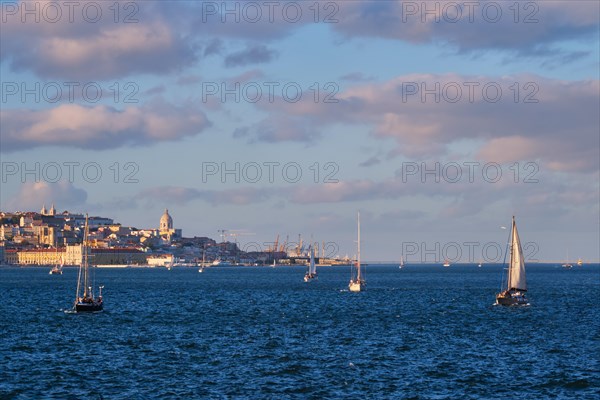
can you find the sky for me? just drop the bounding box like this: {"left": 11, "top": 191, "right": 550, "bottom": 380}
{"left": 1, "top": 0, "right": 599, "bottom": 263}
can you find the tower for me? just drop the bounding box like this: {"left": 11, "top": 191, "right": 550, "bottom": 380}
{"left": 159, "top": 209, "right": 173, "bottom": 233}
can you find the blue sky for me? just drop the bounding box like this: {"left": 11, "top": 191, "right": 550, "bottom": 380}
{"left": 1, "top": 0, "right": 599, "bottom": 262}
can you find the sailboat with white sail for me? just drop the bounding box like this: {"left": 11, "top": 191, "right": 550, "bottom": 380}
{"left": 349, "top": 212, "right": 364, "bottom": 292}
{"left": 304, "top": 245, "right": 317, "bottom": 282}
{"left": 562, "top": 249, "right": 573, "bottom": 269}
{"left": 49, "top": 241, "right": 63, "bottom": 275}
{"left": 495, "top": 216, "right": 528, "bottom": 306}
{"left": 72, "top": 215, "right": 104, "bottom": 312}
{"left": 399, "top": 256, "right": 404, "bottom": 269}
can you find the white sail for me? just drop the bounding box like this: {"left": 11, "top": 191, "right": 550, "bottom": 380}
{"left": 508, "top": 217, "right": 527, "bottom": 291}
{"left": 349, "top": 211, "right": 363, "bottom": 291}
{"left": 357, "top": 212, "right": 361, "bottom": 281}
{"left": 309, "top": 246, "right": 316, "bottom": 275}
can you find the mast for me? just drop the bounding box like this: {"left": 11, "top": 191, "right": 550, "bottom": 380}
{"left": 357, "top": 211, "right": 361, "bottom": 281}
{"left": 83, "top": 214, "right": 89, "bottom": 298}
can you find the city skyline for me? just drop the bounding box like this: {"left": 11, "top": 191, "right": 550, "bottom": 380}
{"left": 1, "top": 1, "right": 599, "bottom": 262}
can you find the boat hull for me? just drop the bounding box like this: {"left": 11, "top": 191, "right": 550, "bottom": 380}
{"left": 75, "top": 300, "right": 103, "bottom": 312}
{"left": 348, "top": 280, "right": 363, "bottom": 292}
{"left": 495, "top": 290, "right": 528, "bottom": 306}
{"left": 304, "top": 274, "right": 317, "bottom": 282}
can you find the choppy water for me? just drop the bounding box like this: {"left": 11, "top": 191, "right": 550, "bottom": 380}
{"left": 1, "top": 264, "right": 598, "bottom": 399}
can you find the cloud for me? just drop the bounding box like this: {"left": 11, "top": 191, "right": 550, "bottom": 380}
{"left": 5, "top": 181, "right": 87, "bottom": 212}
{"left": 2, "top": 1, "right": 596, "bottom": 82}
{"left": 176, "top": 75, "right": 202, "bottom": 86}
{"left": 227, "top": 69, "right": 265, "bottom": 84}
{"left": 136, "top": 186, "right": 271, "bottom": 206}
{"left": 224, "top": 44, "right": 278, "bottom": 67}
{"left": 234, "top": 115, "right": 322, "bottom": 144}
{"left": 1, "top": 3, "right": 199, "bottom": 80}
{"left": 144, "top": 85, "right": 166, "bottom": 96}
{"left": 359, "top": 156, "right": 381, "bottom": 167}
{"left": 332, "top": 1, "right": 599, "bottom": 62}
{"left": 244, "top": 73, "right": 599, "bottom": 173}
{"left": 340, "top": 72, "right": 376, "bottom": 82}
{"left": 1, "top": 100, "right": 211, "bottom": 152}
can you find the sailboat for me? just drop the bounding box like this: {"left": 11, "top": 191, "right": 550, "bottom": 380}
{"left": 562, "top": 249, "right": 573, "bottom": 269}
{"left": 577, "top": 258, "right": 583, "bottom": 266}
{"left": 349, "top": 212, "right": 365, "bottom": 292}
{"left": 399, "top": 256, "right": 404, "bottom": 269}
{"left": 443, "top": 259, "right": 450, "bottom": 267}
{"left": 49, "top": 242, "right": 63, "bottom": 275}
{"left": 495, "top": 216, "right": 528, "bottom": 306}
{"left": 198, "top": 251, "right": 206, "bottom": 273}
{"left": 304, "top": 245, "right": 317, "bottom": 282}
{"left": 72, "top": 215, "right": 104, "bottom": 312}
{"left": 478, "top": 260, "right": 483, "bottom": 268}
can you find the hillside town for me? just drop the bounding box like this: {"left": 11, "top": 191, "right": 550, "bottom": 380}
{"left": 0, "top": 205, "right": 344, "bottom": 267}
{"left": 0, "top": 205, "right": 253, "bottom": 267}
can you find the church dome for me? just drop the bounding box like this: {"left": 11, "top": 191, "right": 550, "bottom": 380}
{"left": 160, "top": 209, "right": 173, "bottom": 231}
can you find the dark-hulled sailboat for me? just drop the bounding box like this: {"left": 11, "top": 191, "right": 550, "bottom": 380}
{"left": 73, "top": 215, "right": 103, "bottom": 312}
{"left": 496, "top": 216, "right": 528, "bottom": 306}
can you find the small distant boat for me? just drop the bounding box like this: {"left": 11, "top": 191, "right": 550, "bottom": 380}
{"left": 577, "top": 258, "right": 583, "bottom": 266}
{"left": 349, "top": 211, "right": 365, "bottom": 292}
{"left": 271, "top": 259, "right": 276, "bottom": 268}
{"left": 49, "top": 256, "right": 63, "bottom": 275}
{"left": 478, "top": 260, "right": 482, "bottom": 268}
{"left": 495, "top": 216, "right": 528, "bottom": 306}
{"left": 304, "top": 246, "right": 317, "bottom": 282}
{"left": 443, "top": 259, "right": 450, "bottom": 267}
{"left": 562, "top": 249, "right": 573, "bottom": 269}
{"left": 212, "top": 259, "right": 232, "bottom": 267}
{"left": 72, "top": 215, "right": 103, "bottom": 312}
{"left": 399, "top": 256, "right": 404, "bottom": 269}
{"left": 49, "top": 264, "right": 63, "bottom": 275}
{"left": 49, "top": 242, "right": 63, "bottom": 274}
{"left": 198, "top": 252, "right": 206, "bottom": 273}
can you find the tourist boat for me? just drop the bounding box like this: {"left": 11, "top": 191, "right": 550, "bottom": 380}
{"left": 349, "top": 212, "right": 365, "bottom": 292}
{"left": 304, "top": 246, "right": 317, "bottom": 282}
{"left": 443, "top": 259, "right": 450, "bottom": 267}
{"left": 495, "top": 216, "right": 528, "bottom": 306}
{"left": 72, "top": 215, "right": 104, "bottom": 312}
